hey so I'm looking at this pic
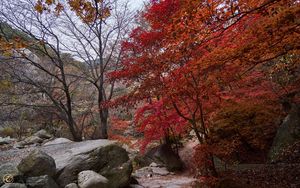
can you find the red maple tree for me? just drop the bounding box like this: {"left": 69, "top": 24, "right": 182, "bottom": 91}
{"left": 111, "top": 0, "right": 300, "bottom": 176}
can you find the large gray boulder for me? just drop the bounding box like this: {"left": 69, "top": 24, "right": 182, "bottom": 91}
{"left": 0, "top": 164, "right": 20, "bottom": 185}
{"left": 0, "top": 183, "right": 27, "bottom": 188}
{"left": 56, "top": 144, "right": 132, "bottom": 188}
{"left": 26, "top": 175, "right": 58, "bottom": 188}
{"left": 78, "top": 170, "right": 108, "bottom": 188}
{"left": 0, "top": 140, "right": 132, "bottom": 187}
{"left": 269, "top": 104, "right": 300, "bottom": 162}
{"left": 17, "top": 150, "right": 56, "bottom": 177}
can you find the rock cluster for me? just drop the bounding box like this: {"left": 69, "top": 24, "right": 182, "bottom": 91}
{"left": 0, "top": 137, "right": 136, "bottom": 188}
{"left": 13, "top": 129, "right": 54, "bottom": 149}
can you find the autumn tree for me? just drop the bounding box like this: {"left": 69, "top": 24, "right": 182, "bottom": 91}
{"left": 111, "top": 0, "right": 300, "bottom": 176}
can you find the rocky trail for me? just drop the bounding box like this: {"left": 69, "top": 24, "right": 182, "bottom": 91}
{"left": 137, "top": 174, "right": 198, "bottom": 188}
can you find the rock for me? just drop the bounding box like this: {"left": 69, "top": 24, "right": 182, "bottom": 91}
{"left": 0, "top": 140, "right": 125, "bottom": 186}
{"left": 0, "top": 139, "right": 116, "bottom": 170}
{"left": 151, "top": 167, "right": 170, "bottom": 176}
{"left": 26, "top": 175, "right": 59, "bottom": 188}
{"left": 65, "top": 183, "right": 79, "bottom": 188}
{"left": 149, "top": 162, "right": 162, "bottom": 167}
{"left": 0, "top": 137, "right": 16, "bottom": 145}
{"left": 269, "top": 104, "right": 300, "bottom": 162}
{"left": 56, "top": 144, "right": 130, "bottom": 187}
{"left": 100, "top": 161, "right": 133, "bottom": 188}
{"left": 44, "top": 138, "right": 72, "bottom": 146}
{"left": 0, "top": 164, "right": 20, "bottom": 185}
{"left": 133, "top": 166, "right": 169, "bottom": 178}
{"left": 17, "top": 150, "right": 56, "bottom": 177}
{"left": 13, "top": 142, "right": 25, "bottom": 149}
{"left": 132, "top": 167, "right": 153, "bottom": 179}
{"left": 23, "top": 136, "right": 43, "bottom": 146}
{"left": 78, "top": 170, "right": 108, "bottom": 188}
{"left": 33, "top": 130, "right": 52, "bottom": 139}
{"left": 0, "top": 183, "right": 27, "bottom": 188}
{"left": 145, "top": 144, "right": 183, "bottom": 171}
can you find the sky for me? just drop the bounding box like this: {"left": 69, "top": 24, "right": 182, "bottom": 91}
{"left": 128, "top": 0, "right": 148, "bottom": 11}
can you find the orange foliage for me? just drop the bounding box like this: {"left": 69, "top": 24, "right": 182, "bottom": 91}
{"left": 35, "top": 0, "right": 110, "bottom": 23}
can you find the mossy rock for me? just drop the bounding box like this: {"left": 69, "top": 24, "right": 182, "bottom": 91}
{"left": 17, "top": 150, "right": 56, "bottom": 177}
{"left": 269, "top": 104, "right": 300, "bottom": 162}
{"left": 100, "top": 161, "right": 132, "bottom": 188}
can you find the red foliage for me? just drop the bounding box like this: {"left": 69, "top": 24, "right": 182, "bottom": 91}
{"left": 135, "top": 99, "right": 188, "bottom": 152}
{"left": 111, "top": 0, "right": 300, "bottom": 175}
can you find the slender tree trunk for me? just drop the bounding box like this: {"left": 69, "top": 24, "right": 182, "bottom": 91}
{"left": 66, "top": 116, "right": 82, "bottom": 141}
{"left": 100, "top": 108, "right": 109, "bottom": 139}
{"left": 191, "top": 119, "right": 218, "bottom": 177}
{"left": 97, "top": 88, "right": 108, "bottom": 139}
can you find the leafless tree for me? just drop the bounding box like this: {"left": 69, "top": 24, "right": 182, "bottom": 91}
{"left": 57, "top": 0, "right": 134, "bottom": 138}
{"left": 0, "top": 0, "right": 83, "bottom": 141}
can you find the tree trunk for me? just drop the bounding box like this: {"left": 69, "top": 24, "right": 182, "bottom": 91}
{"left": 66, "top": 114, "right": 82, "bottom": 141}
{"left": 97, "top": 88, "right": 109, "bottom": 139}
{"left": 99, "top": 107, "right": 109, "bottom": 139}
{"left": 191, "top": 120, "right": 218, "bottom": 177}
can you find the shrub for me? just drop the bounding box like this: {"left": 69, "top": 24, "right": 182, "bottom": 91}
{"left": 0, "top": 127, "right": 15, "bottom": 137}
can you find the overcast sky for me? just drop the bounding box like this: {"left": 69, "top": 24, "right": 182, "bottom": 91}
{"left": 128, "top": 0, "right": 148, "bottom": 10}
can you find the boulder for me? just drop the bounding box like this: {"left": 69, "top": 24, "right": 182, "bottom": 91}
{"left": 56, "top": 144, "right": 131, "bottom": 188}
{"left": 0, "top": 183, "right": 27, "bottom": 188}
{"left": 17, "top": 150, "right": 56, "bottom": 177}
{"left": 0, "top": 164, "right": 20, "bottom": 185}
{"left": 0, "top": 137, "right": 16, "bottom": 145}
{"left": 33, "top": 130, "right": 52, "bottom": 139}
{"left": 100, "top": 161, "right": 132, "bottom": 188}
{"left": 151, "top": 167, "right": 170, "bottom": 176}
{"left": 269, "top": 104, "right": 300, "bottom": 162}
{"left": 144, "top": 144, "right": 183, "bottom": 171}
{"left": 65, "top": 183, "right": 79, "bottom": 188}
{"left": 132, "top": 167, "right": 153, "bottom": 179}
{"left": 26, "top": 175, "right": 59, "bottom": 188}
{"left": 78, "top": 170, "right": 108, "bottom": 188}
{"left": 0, "top": 140, "right": 131, "bottom": 187}
{"left": 13, "top": 142, "right": 26, "bottom": 149}
{"left": 23, "top": 136, "right": 43, "bottom": 146}
{"left": 44, "top": 138, "right": 72, "bottom": 146}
